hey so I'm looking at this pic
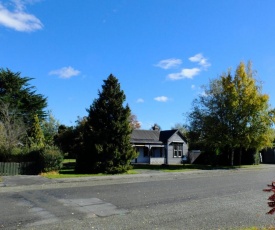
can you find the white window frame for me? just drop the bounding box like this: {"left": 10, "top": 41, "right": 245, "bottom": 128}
{"left": 173, "top": 143, "right": 183, "bottom": 157}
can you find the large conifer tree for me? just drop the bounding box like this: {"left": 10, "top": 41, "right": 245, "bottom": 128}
{"left": 0, "top": 68, "right": 47, "bottom": 125}
{"left": 78, "top": 74, "right": 137, "bottom": 174}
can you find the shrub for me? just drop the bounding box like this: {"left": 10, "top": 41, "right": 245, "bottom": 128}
{"left": 0, "top": 147, "right": 10, "bottom": 162}
{"left": 263, "top": 181, "right": 275, "bottom": 216}
{"left": 39, "top": 146, "right": 63, "bottom": 172}
{"left": 0, "top": 146, "right": 29, "bottom": 162}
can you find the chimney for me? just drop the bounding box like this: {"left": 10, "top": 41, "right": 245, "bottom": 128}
{"left": 152, "top": 124, "right": 160, "bottom": 131}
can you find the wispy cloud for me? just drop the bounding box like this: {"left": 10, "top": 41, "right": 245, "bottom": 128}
{"left": 168, "top": 68, "right": 201, "bottom": 80}
{"left": 136, "top": 98, "right": 144, "bottom": 103}
{"left": 166, "top": 53, "right": 211, "bottom": 81}
{"left": 191, "top": 84, "right": 196, "bottom": 90}
{"left": 189, "top": 53, "right": 210, "bottom": 69}
{"left": 0, "top": 0, "right": 43, "bottom": 32}
{"left": 155, "top": 58, "right": 182, "bottom": 70}
{"left": 154, "top": 96, "right": 168, "bottom": 102}
{"left": 49, "top": 66, "right": 81, "bottom": 79}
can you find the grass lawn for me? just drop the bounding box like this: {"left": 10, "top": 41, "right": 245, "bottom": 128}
{"left": 42, "top": 159, "right": 138, "bottom": 179}
{"left": 42, "top": 159, "right": 263, "bottom": 179}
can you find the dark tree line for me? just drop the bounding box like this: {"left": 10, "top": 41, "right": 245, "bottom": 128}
{"left": 0, "top": 68, "right": 63, "bottom": 172}
{"left": 3, "top": 61, "right": 271, "bottom": 173}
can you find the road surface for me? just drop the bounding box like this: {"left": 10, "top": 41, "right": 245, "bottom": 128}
{"left": 1, "top": 166, "right": 275, "bottom": 229}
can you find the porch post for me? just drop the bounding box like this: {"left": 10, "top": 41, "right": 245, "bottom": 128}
{"left": 166, "top": 143, "right": 168, "bottom": 165}
{"left": 149, "top": 144, "right": 151, "bottom": 164}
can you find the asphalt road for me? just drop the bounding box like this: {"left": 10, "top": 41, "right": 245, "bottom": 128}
{"left": 1, "top": 166, "right": 275, "bottom": 230}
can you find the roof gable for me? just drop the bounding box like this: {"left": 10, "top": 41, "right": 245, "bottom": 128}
{"left": 159, "top": 130, "right": 178, "bottom": 142}
{"left": 166, "top": 130, "right": 187, "bottom": 143}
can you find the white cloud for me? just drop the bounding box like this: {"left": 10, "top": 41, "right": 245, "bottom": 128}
{"left": 156, "top": 53, "right": 211, "bottom": 81}
{"left": 136, "top": 98, "right": 144, "bottom": 103}
{"left": 191, "top": 84, "right": 196, "bottom": 90}
{"left": 167, "top": 68, "right": 201, "bottom": 80}
{"left": 189, "top": 53, "right": 211, "bottom": 69}
{"left": 49, "top": 66, "right": 81, "bottom": 79}
{"left": 155, "top": 58, "right": 182, "bottom": 70}
{"left": 154, "top": 96, "right": 168, "bottom": 102}
{"left": 0, "top": 0, "right": 43, "bottom": 32}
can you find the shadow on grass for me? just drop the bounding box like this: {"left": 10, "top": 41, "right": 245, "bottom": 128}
{"left": 59, "top": 161, "right": 76, "bottom": 174}
{"left": 59, "top": 160, "right": 246, "bottom": 175}
{"left": 132, "top": 164, "right": 239, "bottom": 171}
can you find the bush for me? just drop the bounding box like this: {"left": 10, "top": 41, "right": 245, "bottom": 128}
{"left": 0, "top": 147, "right": 10, "bottom": 162}
{"left": 0, "top": 146, "right": 30, "bottom": 162}
{"left": 0, "top": 145, "right": 63, "bottom": 173}
{"left": 39, "top": 146, "right": 63, "bottom": 172}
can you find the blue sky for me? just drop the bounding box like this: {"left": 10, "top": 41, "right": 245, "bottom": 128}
{"left": 1, "top": 0, "right": 275, "bottom": 130}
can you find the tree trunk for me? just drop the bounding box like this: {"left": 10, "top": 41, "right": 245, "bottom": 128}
{"left": 230, "top": 149, "right": 234, "bottom": 166}
{"left": 239, "top": 148, "right": 242, "bottom": 166}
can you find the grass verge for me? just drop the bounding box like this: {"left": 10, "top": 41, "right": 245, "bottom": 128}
{"left": 42, "top": 159, "right": 263, "bottom": 179}
{"left": 133, "top": 164, "right": 262, "bottom": 172}
{"left": 239, "top": 226, "right": 275, "bottom": 230}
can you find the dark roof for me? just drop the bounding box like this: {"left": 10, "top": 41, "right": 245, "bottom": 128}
{"left": 159, "top": 130, "right": 178, "bottom": 142}
{"left": 131, "top": 129, "right": 183, "bottom": 144}
{"left": 131, "top": 130, "right": 162, "bottom": 144}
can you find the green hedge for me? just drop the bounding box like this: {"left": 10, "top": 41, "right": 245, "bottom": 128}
{"left": 0, "top": 145, "right": 63, "bottom": 173}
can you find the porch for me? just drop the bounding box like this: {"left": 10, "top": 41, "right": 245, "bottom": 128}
{"left": 133, "top": 145, "right": 166, "bottom": 164}
{"left": 149, "top": 157, "right": 165, "bottom": 164}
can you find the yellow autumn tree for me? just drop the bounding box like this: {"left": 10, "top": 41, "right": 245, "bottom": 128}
{"left": 188, "top": 62, "right": 275, "bottom": 166}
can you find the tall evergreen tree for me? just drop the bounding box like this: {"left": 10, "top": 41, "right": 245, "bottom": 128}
{"left": 78, "top": 74, "right": 137, "bottom": 174}
{"left": 29, "top": 114, "right": 45, "bottom": 149}
{"left": 0, "top": 68, "right": 47, "bottom": 126}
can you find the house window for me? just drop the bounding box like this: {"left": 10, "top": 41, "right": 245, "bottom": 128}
{"left": 173, "top": 143, "right": 183, "bottom": 157}
{"left": 144, "top": 147, "right": 149, "bottom": 157}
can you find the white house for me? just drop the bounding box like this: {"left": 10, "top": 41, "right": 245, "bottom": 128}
{"left": 130, "top": 129, "right": 188, "bottom": 165}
